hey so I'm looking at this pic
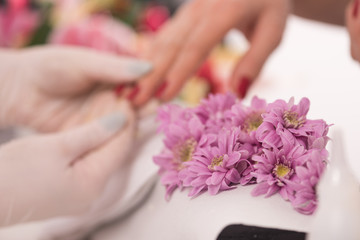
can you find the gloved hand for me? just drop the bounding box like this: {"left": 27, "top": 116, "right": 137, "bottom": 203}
{"left": 128, "top": 0, "right": 290, "bottom": 106}
{"left": 0, "top": 46, "right": 151, "bottom": 131}
{"left": 0, "top": 102, "right": 136, "bottom": 227}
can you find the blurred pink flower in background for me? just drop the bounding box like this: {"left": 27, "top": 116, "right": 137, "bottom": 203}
{"left": 49, "top": 14, "right": 137, "bottom": 56}
{"left": 0, "top": 0, "right": 39, "bottom": 47}
{"left": 139, "top": 4, "right": 169, "bottom": 32}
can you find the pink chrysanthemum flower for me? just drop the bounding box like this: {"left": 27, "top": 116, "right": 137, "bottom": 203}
{"left": 234, "top": 140, "right": 258, "bottom": 186}
{"left": 256, "top": 97, "right": 318, "bottom": 149}
{"left": 0, "top": 1, "right": 39, "bottom": 47}
{"left": 256, "top": 98, "right": 310, "bottom": 148}
{"left": 285, "top": 149, "right": 328, "bottom": 215}
{"left": 180, "top": 128, "right": 252, "bottom": 197}
{"left": 155, "top": 93, "right": 330, "bottom": 215}
{"left": 227, "top": 96, "right": 267, "bottom": 144}
{"left": 306, "top": 119, "right": 330, "bottom": 149}
{"left": 194, "top": 92, "right": 236, "bottom": 133}
{"left": 156, "top": 104, "right": 193, "bottom": 134}
{"left": 251, "top": 144, "right": 309, "bottom": 199}
{"left": 154, "top": 105, "right": 207, "bottom": 199}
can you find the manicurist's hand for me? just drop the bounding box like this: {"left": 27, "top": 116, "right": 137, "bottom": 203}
{"left": 129, "top": 0, "right": 290, "bottom": 106}
{"left": 0, "top": 104, "right": 136, "bottom": 227}
{"left": 0, "top": 46, "right": 151, "bottom": 131}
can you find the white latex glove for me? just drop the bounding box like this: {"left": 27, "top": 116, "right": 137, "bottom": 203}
{"left": 0, "top": 46, "right": 151, "bottom": 131}
{"left": 0, "top": 102, "right": 136, "bottom": 227}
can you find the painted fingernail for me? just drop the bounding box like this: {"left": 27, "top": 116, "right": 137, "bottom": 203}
{"left": 354, "top": 0, "right": 359, "bottom": 17}
{"left": 114, "top": 84, "right": 125, "bottom": 96}
{"left": 127, "top": 86, "right": 140, "bottom": 100}
{"left": 238, "top": 76, "right": 251, "bottom": 98}
{"left": 155, "top": 82, "right": 167, "bottom": 98}
{"left": 99, "top": 112, "right": 126, "bottom": 133}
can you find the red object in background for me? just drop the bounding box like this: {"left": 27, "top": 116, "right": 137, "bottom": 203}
{"left": 196, "top": 60, "right": 225, "bottom": 94}
{"left": 197, "top": 61, "right": 213, "bottom": 83}
{"left": 0, "top": 0, "right": 39, "bottom": 47}
{"left": 8, "top": 0, "right": 28, "bottom": 12}
{"left": 141, "top": 5, "right": 169, "bottom": 32}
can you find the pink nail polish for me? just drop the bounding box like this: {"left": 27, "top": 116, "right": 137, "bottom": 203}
{"left": 155, "top": 82, "right": 167, "bottom": 98}
{"left": 127, "top": 86, "right": 140, "bottom": 100}
{"left": 238, "top": 76, "right": 251, "bottom": 99}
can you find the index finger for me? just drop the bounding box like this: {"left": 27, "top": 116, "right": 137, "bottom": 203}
{"left": 158, "top": 1, "right": 243, "bottom": 101}
{"left": 131, "top": 0, "right": 206, "bottom": 107}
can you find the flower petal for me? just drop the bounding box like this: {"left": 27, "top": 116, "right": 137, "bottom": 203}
{"left": 211, "top": 172, "right": 226, "bottom": 185}
{"left": 251, "top": 182, "right": 270, "bottom": 197}
{"left": 225, "top": 168, "right": 241, "bottom": 183}
{"left": 208, "top": 183, "right": 221, "bottom": 195}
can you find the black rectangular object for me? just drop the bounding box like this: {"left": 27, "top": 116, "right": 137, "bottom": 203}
{"left": 217, "top": 224, "right": 306, "bottom": 240}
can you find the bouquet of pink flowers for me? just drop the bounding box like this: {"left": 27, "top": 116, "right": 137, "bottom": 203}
{"left": 153, "top": 93, "right": 330, "bottom": 215}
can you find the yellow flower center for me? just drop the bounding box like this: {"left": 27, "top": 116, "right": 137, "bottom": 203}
{"left": 283, "top": 111, "right": 304, "bottom": 129}
{"left": 243, "top": 113, "right": 263, "bottom": 133}
{"left": 208, "top": 155, "right": 224, "bottom": 170}
{"left": 274, "top": 164, "right": 291, "bottom": 178}
{"left": 177, "top": 139, "right": 197, "bottom": 163}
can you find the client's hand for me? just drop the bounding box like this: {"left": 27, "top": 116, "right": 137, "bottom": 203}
{"left": 129, "top": 0, "right": 290, "bottom": 106}
{"left": 346, "top": 0, "right": 360, "bottom": 62}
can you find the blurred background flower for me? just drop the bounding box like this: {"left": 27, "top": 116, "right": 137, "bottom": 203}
{"left": 0, "top": 0, "right": 39, "bottom": 47}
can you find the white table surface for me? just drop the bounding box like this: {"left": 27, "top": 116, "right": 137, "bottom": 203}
{"left": 92, "top": 15, "right": 360, "bottom": 240}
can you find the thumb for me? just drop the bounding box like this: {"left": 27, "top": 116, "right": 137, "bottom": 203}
{"left": 231, "top": 10, "right": 287, "bottom": 98}
{"left": 55, "top": 111, "right": 128, "bottom": 160}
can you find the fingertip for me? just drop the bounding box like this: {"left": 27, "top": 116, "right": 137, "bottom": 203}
{"left": 130, "top": 86, "right": 152, "bottom": 108}
{"left": 98, "top": 111, "right": 127, "bottom": 134}
{"left": 126, "top": 85, "right": 141, "bottom": 101}
{"left": 125, "top": 60, "right": 153, "bottom": 79}
{"left": 114, "top": 84, "right": 126, "bottom": 96}
{"left": 158, "top": 87, "right": 177, "bottom": 102}
{"left": 155, "top": 81, "right": 168, "bottom": 99}
{"left": 58, "top": 110, "right": 128, "bottom": 160}
{"left": 116, "top": 99, "right": 136, "bottom": 124}
{"left": 132, "top": 95, "right": 152, "bottom": 108}
{"left": 353, "top": 0, "right": 359, "bottom": 18}
{"left": 131, "top": 80, "right": 164, "bottom": 108}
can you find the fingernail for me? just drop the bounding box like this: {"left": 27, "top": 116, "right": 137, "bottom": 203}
{"left": 127, "top": 86, "right": 140, "bottom": 100}
{"left": 238, "top": 76, "right": 251, "bottom": 98}
{"left": 128, "top": 60, "right": 152, "bottom": 77}
{"left": 114, "top": 84, "right": 125, "bottom": 96}
{"left": 354, "top": 0, "right": 359, "bottom": 17}
{"left": 99, "top": 112, "right": 126, "bottom": 133}
{"left": 155, "top": 82, "right": 167, "bottom": 98}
